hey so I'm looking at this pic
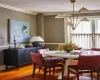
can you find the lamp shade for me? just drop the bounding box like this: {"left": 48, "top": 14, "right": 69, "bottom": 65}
{"left": 80, "top": 18, "right": 90, "bottom": 21}
{"left": 30, "top": 36, "right": 44, "bottom": 42}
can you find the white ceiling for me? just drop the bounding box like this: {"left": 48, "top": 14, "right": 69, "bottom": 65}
{"left": 0, "top": 0, "right": 100, "bottom": 14}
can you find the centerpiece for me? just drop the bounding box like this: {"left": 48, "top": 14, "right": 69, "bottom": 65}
{"left": 57, "top": 42, "right": 79, "bottom": 53}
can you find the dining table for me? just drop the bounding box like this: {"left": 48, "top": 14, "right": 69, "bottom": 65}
{"left": 43, "top": 50, "right": 100, "bottom": 80}
{"left": 43, "top": 50, "right": 80, "bottom": 79}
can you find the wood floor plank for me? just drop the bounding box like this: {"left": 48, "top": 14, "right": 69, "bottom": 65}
{"left": 0, "top": 64, "right": 93, "bottom": 80}
{"left": 0, "top": 64, "right": 64, "bottom": 80}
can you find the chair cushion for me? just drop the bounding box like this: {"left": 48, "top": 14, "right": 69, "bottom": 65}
{"left": 38, "top": 48, "right": 49, "bottom": 57}
{"left": 68, "top": 65, "right": 94, "bottom": 73}
{"left": 44, "top": 57, "right": 64, "bottom": 63}
{"left": 44, "top": 61, "right": 64, "bottom": 68}
{"left": 91, "top": 48, "right": 100, "bottom": 51}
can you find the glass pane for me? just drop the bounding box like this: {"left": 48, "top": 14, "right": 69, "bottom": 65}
{"left": 71, "top": 34, "right": 92, "bottom": 49}
{"left": 95, "top": 19, "right": 100, "bottom": 33}
{"left": 72, "top": 21, "right": 92, "bottom": 34}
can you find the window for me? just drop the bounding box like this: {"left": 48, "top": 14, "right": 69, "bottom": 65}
{"left": 70, "top": 20, "right": 92, "bottom": 49}
{"left": 95, "top": 19, "right": 100, "bottom": 33}
{"left": 72, "top": 21, "right": 92, "bottom": 34}
{"left": 64, "top": 18, "right": 100, "bottom": 49}
{"left": 95, "top": 19, "right": 100, "bottom": 47}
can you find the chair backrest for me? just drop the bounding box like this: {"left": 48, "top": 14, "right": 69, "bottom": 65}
{"left": 77, "top": 55, "right": 100, "bottom": 69}
{"left": 91, "top": 48, "right": 100, "bottom": 51}
{"left": 38, "top": 48, "right": 49, "bottom": 57}
{"left": 30, "top": 52, "right": 44, "bottom": 67}
{"left": 75, "top": 47, "right": 82, "bottom": 50}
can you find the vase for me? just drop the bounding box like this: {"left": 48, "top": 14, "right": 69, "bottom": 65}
{"left": 65, "top": 50, "right": 72, "bottom": 53}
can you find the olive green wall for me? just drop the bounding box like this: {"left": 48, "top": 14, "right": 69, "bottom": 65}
{"left": 36, "top": 13, "right": 44, "bottom": 38}
{"left": 44, "top": 15, "right": 64, "bottom": 43}
{"left": 0, "top": 8, "right": 64, "bottom": 69}
{"left": 44, "top": 15, "right": 64, "bottom": 50}
{"left": 0, "top": 7, "right": 36, "bottom": 69}
{"left": 36, "top": 14, "right": 64, "bottom": 50}
{"left": 0, "top": 7, "right": 36, "bottom": 44}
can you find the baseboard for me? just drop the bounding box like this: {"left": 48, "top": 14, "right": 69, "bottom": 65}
{"left": 0, "top": 65, "right": 6, "bottom": 71}
{"left": 0, "top": 65, "right": 14, "bottom": 71}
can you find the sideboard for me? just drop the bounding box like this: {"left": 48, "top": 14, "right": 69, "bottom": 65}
{"left": 4, "top": 47, "right": 44, "bottom": 70}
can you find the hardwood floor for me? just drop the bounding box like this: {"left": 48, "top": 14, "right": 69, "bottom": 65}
{"left": 0, "top": 64, "right": 95, "bottom": 80}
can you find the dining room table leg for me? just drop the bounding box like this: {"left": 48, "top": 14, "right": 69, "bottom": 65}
{"left": 57, "top": 58, "right": 73, "bottom": 79}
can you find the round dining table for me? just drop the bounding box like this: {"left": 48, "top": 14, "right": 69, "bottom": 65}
{"left": 43, "top": 50, "right": 100, "bottom": 79}
{"left": 43, "top": 50, "right": 80, "bottom": 79}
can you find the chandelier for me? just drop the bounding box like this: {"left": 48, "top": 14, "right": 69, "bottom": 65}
{"left": 55, "top": 0, "right": 89, "bottom": 30}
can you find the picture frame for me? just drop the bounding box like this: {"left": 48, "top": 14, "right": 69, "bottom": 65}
{"left": 7, "top": 19, "right": 30, "bottom": 43}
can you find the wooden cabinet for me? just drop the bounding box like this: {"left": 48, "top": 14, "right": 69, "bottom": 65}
{"left": 4, "top": 47, "right": 44, "bottom": 70}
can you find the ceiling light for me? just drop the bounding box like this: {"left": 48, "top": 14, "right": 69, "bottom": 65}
{"left": 55, "top": 0, "right": 89, "bottom": 30}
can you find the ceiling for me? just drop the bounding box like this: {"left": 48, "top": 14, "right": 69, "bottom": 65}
{"left": 0, "top": 0, "right": 100, "bottom": 14}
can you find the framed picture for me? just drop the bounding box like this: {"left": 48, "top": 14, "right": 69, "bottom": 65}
{"left": 8, "top": 19, "right": 30, "bottom": 43}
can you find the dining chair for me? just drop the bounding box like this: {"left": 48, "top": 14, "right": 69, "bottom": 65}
{"left": 72, "top": 47, "right": 82, "bottom": 63}
{"left": 30, "top": 53, "right": 64, "bottom": 80}
{"left": 38, "top": 48, "right": 64, "bottom": 63}
{"left": 75, "top": 47, "right": 82, "bottom": 50}
{"left": 68, "top": 55, "right": 100, "bottom": 80}
{"left": 91, "top": 48, "right": 100, "bottom": 51}
{"left": 38, "top": 48, "right": 65, "bottom": 74}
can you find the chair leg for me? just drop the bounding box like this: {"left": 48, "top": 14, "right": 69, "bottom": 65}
{"left": 90, "top": 70, "right": 93, "bottom": 80}
{"left": 53, "top": 67, "right": 55, "bottom": 75}
{"left": 76, "top": 71, "right": 79, "bottom": 80}
{"left": 62, "top": 66, "right": 64, "bottom": 80}
{"left": 97, "top": 70, "right": 99, "bottom": 80}
{"left": 39, "top": 67, "right": 40, "bottom": 72}
{"left": 67, "top": 68, "right": 70, "bottom": 80}
{"left": 44, "top": 68, "right": 47, "bottom": 80}
{"left": 33, "top": 64, "right": 36, "bottom": 76}
{"left": 49, "top": 68, "right": 51, "bottom": 74}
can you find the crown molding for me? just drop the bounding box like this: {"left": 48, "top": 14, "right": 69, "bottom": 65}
{"left": 0, "top": 3, "right": 37, "bottom": 15}
{"left": 44, "top": 10, "right": 100, "bottom": 15}
{"left": 0, "top": 3, "right": 100, "bottom": 16}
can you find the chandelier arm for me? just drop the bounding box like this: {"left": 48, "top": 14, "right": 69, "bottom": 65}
{"left": 75, "top": 14, "right": 79, "bottom": 27}
{"left": 65, "top": 17, "right": 69, "bottom": 22}
{"left": 74, "top": 20, "right": 81, "bottom": 29}
{"left": 72, "top": 2, "right": 75, "bottom": 29}
{"left": 69, "top": 16, "right": 72, "bottom": 25}
{"left": 65, "top": 17, "right": 70, "bottom": 25}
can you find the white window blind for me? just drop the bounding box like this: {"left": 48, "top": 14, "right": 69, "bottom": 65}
{"left": 70, "top": 21, "right": 92, "bottom": 49}
{"left": 65, "top": 18, "right": 100, "bottom": 49}
{"left": 95, "top": 19, "right": 100, "bottom": 47}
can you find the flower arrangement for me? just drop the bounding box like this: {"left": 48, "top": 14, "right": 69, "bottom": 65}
{"left": 57, "top": 42, "right": 79, "bottom": 52}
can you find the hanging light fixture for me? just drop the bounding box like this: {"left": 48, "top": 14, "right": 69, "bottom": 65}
{"left": 55, "top": 0, "right": 89, "bottom": 30}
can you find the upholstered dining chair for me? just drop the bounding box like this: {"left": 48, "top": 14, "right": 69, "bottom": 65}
{"left": 68, "top": 55, "right": 100, "bottom": 80}
{"left": 30, "top": 53, "right": 64, "bottom": 80}
{"left": 91, "top": 48, "right": 100, "bottom": 51}
{"left": 75, "top": 47, "right": 82, "bottom": 50}
{"left": 72, "top": 47, "right": 82, "bottom": 63}
{"left": 38, "top": 48, "right": 64, "bottom": 63}
{"left": 38, "top": 48, "right": 65, "bottom": 74}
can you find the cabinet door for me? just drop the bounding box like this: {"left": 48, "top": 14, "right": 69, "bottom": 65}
{"left": 18, "top": 49, "right": 26, "bottom": 65}
{"left": 4, "top": 49, "right": 18, "bottom": 65}
{"left": 26, "top": 48, "right": 33, "bottom": 63}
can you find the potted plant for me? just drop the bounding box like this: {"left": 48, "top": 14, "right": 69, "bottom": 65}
{"left": 57, "top": 42, "right": 79, "bottom": 53}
